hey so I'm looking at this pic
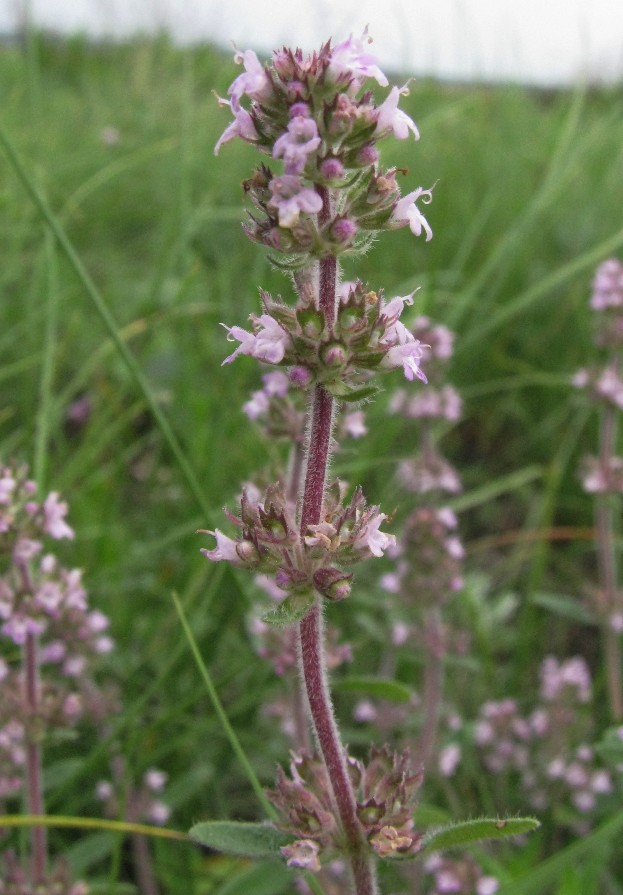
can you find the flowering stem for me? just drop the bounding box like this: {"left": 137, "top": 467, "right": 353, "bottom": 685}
{"left": 417, "top": 608, "right": 445, "bottom": 769}
{"left": 595, "top": 401, "right": 623, "bottom": 721}
{"left": 23, "top": 632, "right": 47, "bottom": 884}
{"left": 296, "top": 187, "right": 378, "bottom": 895}
{"left": 299, "top": 606, "right": 378, "bottom": 894}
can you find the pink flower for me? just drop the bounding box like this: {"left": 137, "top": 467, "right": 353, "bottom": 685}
{"left": 229, "top": 49, "right": 273, "bottom": 111}
{"left": 222, "top": 314, "right": 289, "bottom": 365}
{"left": 263, "top": 371, "right": 290, "bottom": 396}
{"left": 328, "top": 28, "right": 389, "bottom": 88}
{"left": 200, "top": 530, "right": 240, "bottom": 563}
{"left": 343, "top": 411, "right": 367, "bottom": 438}
{"left": 0, "top": 473, "right": 16, "bottom": 504}
{"left": 375, "top": 85, "right": 420, "bottom": 140}
{"left": 273, "top": 116, "right": 321, "bottom": 174}
{"left": 354, "top": 512, "right": 396, "bottom": 557}
{"left": 380, "top": 291, "right": 415, "bottom": 324}
{"left": 590, "top": 258, "right": 623, "bottom": 310}
{"left": 391, "top": 187, "right": 434, "bottom": 240}
{"left": 281, "top": 838, "right": 321, "bottom": 872}
{"left": 148, "top": 801, "right": 170, "bottom": 825}
{"left": 145, "top": 768, "right": 168, "bottom": 791}
{"left": 214, "top": 105, "right": 258, "bottom": 155}
{"left": 42, "top": 492, "right": 74, "bottom": 540}
{"left": 381, "top": 321, "right": 427, "bottom": 382}
{"left": 243, "top": 389, "right": 270, "bottom": 420}
{"left": 438, "top": 743, "right": 461, "bottom": 777}
{"left": 267, "top": 174, "right": 323, "bottom": 228}
{"left": 477, "top": 878, "right": 500, "bottom": 895}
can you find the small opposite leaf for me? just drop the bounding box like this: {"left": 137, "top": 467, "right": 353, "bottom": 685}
{"left": 338, "top": 385, "right": 380, "bottom": 403}
{"left": 262, "top": 595, "right": 313, "bottom": 626}
{"left": 333, "top": 676, "right": 414, "bottom": 704}
{"left": 189, "top": 820, "right": 291, "bottom": 859}
{"left": 421, "top": 817, "right": 540, "bottom": 854}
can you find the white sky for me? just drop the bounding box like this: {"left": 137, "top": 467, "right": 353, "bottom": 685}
{"left": 1, "top": 0, "right": 622, "bottom": 84}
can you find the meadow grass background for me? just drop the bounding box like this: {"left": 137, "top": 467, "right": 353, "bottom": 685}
{"left": 1, "top": 30, "right": 623, "bottom": 893}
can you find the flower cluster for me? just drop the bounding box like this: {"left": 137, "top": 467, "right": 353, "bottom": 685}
{"left": 215, "top": 32, "right": 433, "bottom": 263}
{"left": 96, "top": 766, "right": 170, "bottom": 826}
{"left": 223, "top": 283, "right": 426, "bottom": 397}
{"left": 423, "top": 853, "right": 499, "bottom": 895}
{"left": 389, "top": 316, "right": 462, "bottom": 495}
{"left": 588, "top": 257, "right": 623, "bottom": 347}
{"left": 201, "top": 479, "right": 395, "bottom": 610}
{"left": 243, "top": 370, "right": 306, "bottom": 443}
{"left": 0, "top": 459, "right": 114, "bottom": 893}
{"left": 381, "top": 507, "right": 464, "bottom": 610}
{"left": 467, "top": 657, "right": 613, "bottom": 820}
{"left": 0, "top": 462, "right": 114, "bottom": 801}
{"left": 573, "top": 259, "right": 623, "bottom": 495}
{"left": 268, "top": 745, "right": 423, "bottom": 871}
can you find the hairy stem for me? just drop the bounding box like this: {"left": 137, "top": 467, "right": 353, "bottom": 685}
{"left": 24, "top": 632, "right": 47, "bottom": 884}
{"left": 296, "top": 187, "right": 379, "bottom": 895}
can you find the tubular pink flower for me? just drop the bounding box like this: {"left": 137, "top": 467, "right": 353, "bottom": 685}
{"left": 381, "top": 320, "right": 427, "bottom": 382}
{"left": 42, "top": 492, "right": 74, "bottom": 540}
{"left": 375, "top": 85, "right": 420, "bottom": 140}
{"left": 281, "top": 838, "right": 321, "bottom": 872}
{"left": 200, "top": 529, "right": 240, "bottom": 563}
{"left": 267, "top": 174, "right": 323, "bottom": 227}
{"left": 273, "top": 116, "right": 321, "bottom": 174}
{"left": 391, "top": 187, "right": 434, "bottom": 241}
{"left": 214, "top": 105, "right": 258, "bottom": 155}
{"left": 329, "top": 27, "right": 389, "bottom": 88}
{"left": 229, "top": 49, "right": 273, "bottom": 111}
{"left": 221, "top": 315, "right": 289, "bottom": 365}
{"left": 242, "top": 390, "right": 270, "bottom": 420}
{"left": 354, "top": 512, "right": 396, "bottom": 557}
{"left": 381, "top": 292, "right": 415, "bottom": 325}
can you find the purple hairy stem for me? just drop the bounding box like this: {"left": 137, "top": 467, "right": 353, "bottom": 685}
{"left": 297, "top": 186, "right": 378, "bottom": 894}
{"left": 15, "top": 554, "right": 48, "bottom": 884}
{"left": 24, "top": 632, "right": 47, "bottom": 884}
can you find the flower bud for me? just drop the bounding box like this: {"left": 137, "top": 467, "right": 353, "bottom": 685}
{"left": 290, "top": 366, "right": 313, "bottom": 388}
{"left": 321, "top": 342, "right": 348, "bottom": 368}
{"left": 320, "top": 158, "right": 345, "bottom": 180}
{"left": 330, "top": 217, "right": 358, "bottom": 246}
{"left": 297, "top": 307, "right": 325, "bottom": 339}
{"left": 356, "top": 143, "right": 380, "bottom": 166}
{"left": 313, "top": 567, "right": 353, "bottom": 601}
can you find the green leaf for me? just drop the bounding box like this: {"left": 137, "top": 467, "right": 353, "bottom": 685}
{"left": 333, "top": 676, "right": 415, "bottom": 703}
{"left": 262, "top": 595, "right": 314, "bottom": 626}
{"left": 338, "top": 385, "right": 380, "bottom": 402}
{"left": 530, "top": 592, "right": 596, "bottom": 625}
{"left": 595, "top": 726, "right": 623, "bottom": 768}
{"left": 189, "top": 821, "right": 291, "bottom": 859}
{"left": 421, "top": 817, "right": 540, "bottom": 854}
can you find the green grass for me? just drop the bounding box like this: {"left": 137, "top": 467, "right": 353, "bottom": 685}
{"left": 1, "top": 30, "right": 623, "bottom": 893}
